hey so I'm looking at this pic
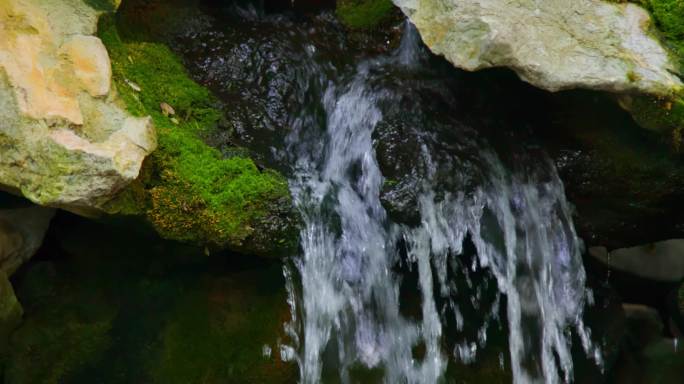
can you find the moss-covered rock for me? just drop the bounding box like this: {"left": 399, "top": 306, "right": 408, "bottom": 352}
{"left": 642, "top": 0, "right": 684, "bottom": 60}
{"left": 336, "top": 0, "right": 396, "bottom": 29}
{"left": 619, "top": 94, "right": 684, "bottom": 142}
{"left": 99, "top": 17, "right": 297, "bottom": 257}
{"left": 617, "top": 0, "right": 684, "bottom": 139}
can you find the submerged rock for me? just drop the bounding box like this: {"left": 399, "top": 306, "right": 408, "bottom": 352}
{"left": 0, "top": 0, "right": 156, "bottom": 210}
{"left": 392, "top": 0, "right": 682, "bottom": 96}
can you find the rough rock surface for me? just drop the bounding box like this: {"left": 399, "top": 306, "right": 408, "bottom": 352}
{"left": 393, "top": 0, "right": 683, "bottom": 96}
{"left": 0, "top": 205, "right": 55, "bottom": 275}
{"left": 0, "top": 0, "right": 156, "bottom": 210}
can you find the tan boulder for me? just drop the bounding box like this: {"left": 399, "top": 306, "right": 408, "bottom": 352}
{"left": 0, "top": 0, "right": 156, "bottom": 210}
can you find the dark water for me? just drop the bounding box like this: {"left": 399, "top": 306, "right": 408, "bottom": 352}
{"left": 5, "top": 211, "right": 297, "bottom": 384}
{"left": 4, "top": 0, "right": 684, "bottom": 383}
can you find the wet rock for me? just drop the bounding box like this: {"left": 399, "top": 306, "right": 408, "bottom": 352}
{"left": 168, "top": 8, "right": 349, "bottom": 168}
{"left": 622, "top": 304, "right": 665, "bottom": 345}
{"left": 587, "top": 242, "right": 684, "bottom": 336}
{"left": 589, "top": 240, "right": 684, "bottom": 283}
{"left": 610, "top": 328, "right": 684, "bottom": 382}
{"left": 393, "top": 0, "right": 682, "bottom": 96}
{"left": 97, "top": 12, "right": 297, "bottom": 257}
{"left": 529, "top": 90, "right": 684, "bottom": 248}
{"left": 120, "top": 0, "right": 404, "bottom": 167}
{"left": 0, "top": 0, "right": 156, "bottom": 210}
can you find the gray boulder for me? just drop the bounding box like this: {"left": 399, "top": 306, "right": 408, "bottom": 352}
{"left": 393, "top": 0, "right": 682, "bottom": 98}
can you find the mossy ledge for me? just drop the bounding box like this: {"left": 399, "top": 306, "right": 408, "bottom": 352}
{"left": 98, "top": 16, "right": 297, "bottom": 257}
{"left": 614, "top": 0, "right": 684, "bottom": 146}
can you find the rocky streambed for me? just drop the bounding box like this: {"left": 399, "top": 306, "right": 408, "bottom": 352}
{"left": 1, "top": 0, "right": 684, "bottom": 383}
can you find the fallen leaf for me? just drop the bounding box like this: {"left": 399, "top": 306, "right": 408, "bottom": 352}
{"left": 124, "top": 78, "right": 141, "bottom": 92}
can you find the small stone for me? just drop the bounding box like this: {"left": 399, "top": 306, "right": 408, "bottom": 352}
{"left": 160, "top": 102, "right": 175, "bottom": 116}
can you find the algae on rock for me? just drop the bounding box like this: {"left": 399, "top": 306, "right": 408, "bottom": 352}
{"left": 99, "top": 18, "right": 297, "bottom": 257}
{"left": 625, "top": 0, "right": 684, "bottom": 141}
{"left": 337, "top": 0, "right": 396, "bottom": 29}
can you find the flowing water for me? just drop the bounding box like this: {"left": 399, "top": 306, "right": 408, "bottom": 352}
{"left": 163, "top": 6, "right": 606, "bottom": 381}
{"left": 281, "top": 23, "right": 600, "bottom": 384}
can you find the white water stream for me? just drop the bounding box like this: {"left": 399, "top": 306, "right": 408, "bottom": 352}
{"left": 281, "top": 23, "right": 601, "bottom": 384}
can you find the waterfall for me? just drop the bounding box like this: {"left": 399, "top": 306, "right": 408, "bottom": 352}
{"left": 281, "top": 21, "right": 600, "bottom": 384}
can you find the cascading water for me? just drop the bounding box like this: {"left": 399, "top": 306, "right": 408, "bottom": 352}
{"left": 281, "top": 22, "right": 601, "bottom": 384}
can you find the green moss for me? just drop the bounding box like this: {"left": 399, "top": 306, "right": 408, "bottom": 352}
{"left": 647, "top": 1, "right": 684, "bottom": 49}
{"left": 98, "top": 17, "right": 294, "bottom": 255}
{"left": 616, "top": 1, "right": 684, "bottom": 141}
{"left": 336, "top": 0, "right": 396, "bottom": 29}
{"left": 640, "top": 0, "right": 684, "bottom": 65}
{"left": 623, "top": 94, "right": 684, "bottom": 147}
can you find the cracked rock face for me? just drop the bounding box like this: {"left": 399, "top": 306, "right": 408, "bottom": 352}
{"left": 393, "top": 0, "right": 682, "bottom": 96}
{"left": 0, "top": 0, "right": 156, "bottom": 210}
